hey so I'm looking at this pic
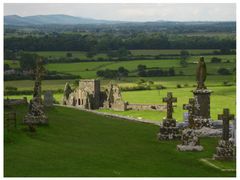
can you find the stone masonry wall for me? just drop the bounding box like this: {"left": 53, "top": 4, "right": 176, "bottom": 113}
{"left": 127, "top": 103, "right": 166, "bottom": 111}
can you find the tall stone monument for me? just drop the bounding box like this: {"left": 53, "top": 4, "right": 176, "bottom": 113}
{"left": 177, "top": 98, "right": 203, "bottom": 151}
{"left": 213, "top": 109, "right": 235, "bottom": 160}
{"left": 192, "top": 57, "right": 212, "bottom": 128}
{"left": 23, "top": 59, "right": 48, "bottom": 125}
{"left": 158, "top": 92, "right": 181, "bottom": 140}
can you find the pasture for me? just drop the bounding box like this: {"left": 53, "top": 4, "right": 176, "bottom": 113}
{"left": 27, "top": 51, "right": 107, "bottom": 60}
{"left": 44, "top": 55, "right": 235, "bottom": 78}
{"left": 4, "top": 105, "right": 235, "bottom": 177}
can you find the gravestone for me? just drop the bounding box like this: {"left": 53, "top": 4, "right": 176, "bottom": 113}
{"left": 231, "top": 118, "right": 236, "bottom": 146}
{"left": 23, "top": 59, "right": 48, "bottom": 125}
{"left": 44, "top": 91, "right": 54, "bottom": 107}
{"left": 177, "top": 98, "right": 203, "bottom": 151}
{"left": 213, "top": 109, "right": 235, "bottom": 160}
{"left": 158, "top": 92, "right": 181, "bottom": 140}
{"left": 4, "top": 112, "right": 17, "bottom": 132}
{"left": 192, "top": 57, "right": 212, "bottom": 128}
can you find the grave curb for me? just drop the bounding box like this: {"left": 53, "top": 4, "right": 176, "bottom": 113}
{"left": 200, "top": 158, "right": 236, "bottom": 172}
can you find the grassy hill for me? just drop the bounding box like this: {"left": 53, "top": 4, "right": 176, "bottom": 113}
{"left": 4, "top": 105, "right": 236, "bottom": 177}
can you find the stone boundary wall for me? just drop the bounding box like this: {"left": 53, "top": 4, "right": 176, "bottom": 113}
{"left": 4, "top": 98, "right": 28, "bottom": 106}
{"left": 55, "top": 104, "right": 161, "bottom": 126}
{"left": 54, "top": 104, "right": 224, "bottom": 137}
{"left": 127, "top": 103, "right": 166, "bottom": 111}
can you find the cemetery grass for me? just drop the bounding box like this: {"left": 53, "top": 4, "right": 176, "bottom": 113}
{"left": 4, "top": 105, "right": 235, "bottom": 177}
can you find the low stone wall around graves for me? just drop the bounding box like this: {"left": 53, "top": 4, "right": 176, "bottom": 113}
{"left": 4, "top": 98, "right": 28, "bottom": 106}
{"left": 127, "top": 103, "right": 166, "bottom": 111}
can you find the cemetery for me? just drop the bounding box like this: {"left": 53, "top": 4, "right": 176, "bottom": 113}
{"left": 4, "top": 56, "right": 236, "bottom": 177}
{"left": 3, "top": 3, "right": 237, "bottom": 177}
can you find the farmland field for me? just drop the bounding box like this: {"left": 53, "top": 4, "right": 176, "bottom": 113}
{"left": 44, "top": 55, "right": 236, "bottom": 78}
{"left": 130, "top": 49, "right": 219, "bottom": 56}
{"left": 28, "top": 51, "right": 107, "bottom": 60}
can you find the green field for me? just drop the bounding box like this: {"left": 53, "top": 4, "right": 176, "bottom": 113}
{"left": 130, "top": 49, "right": 219, "bottom": 56}
{"left": 4, "top": 60, "right": 20, "bottom": 69}
{"left": 4, "top": 105, "right": 235, "bottom": 177}
{"left": 4, "top": 82, "right": 236, "bottom": 121}
{"left": 28, "top": 51, "right": 107, "bottom": 60}
{"left": 4, "top": 52, "right": 236, "bottom": 122}
{"left": 44, "top": 55, "right": 235, "bottom": 78}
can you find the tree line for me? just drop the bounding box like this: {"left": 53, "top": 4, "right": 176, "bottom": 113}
{"left": 4, "top": 32, "right": 235, "bottom": 52}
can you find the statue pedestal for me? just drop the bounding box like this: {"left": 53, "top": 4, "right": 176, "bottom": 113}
{"left": 158, "top": 118, "right": 181, "bottom": 140}
{"left": 213, "top": 139, "right": 235, "bottom": 160}
{"left": 193, "top": 116, "right": 212, "bottom": 129}
{"left": 193, "top": 89, "right": 212, "bottom": 128}
{"left": 177, "top": 128, "right": 203, "bottom": 151}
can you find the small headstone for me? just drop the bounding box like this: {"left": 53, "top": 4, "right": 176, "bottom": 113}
{"left": 44, "top": 91, "right": 54, "bottom": 107}
{"left": 158, "top": 92, "right": 181, "bottom": 140}
{"left": 177, "top": 98, "right": 203, "bottom": 151}
{"left": 4, "top": 112, "right": 17, "bottom": 131}
{"left": 232, "top": 118, "right": 236, "bottom": 145}
{"left": 213, "top": 108, "right": 235, "bottom": 160}
{"left": 183, "top": 112, "right": 189, "bottom": 122}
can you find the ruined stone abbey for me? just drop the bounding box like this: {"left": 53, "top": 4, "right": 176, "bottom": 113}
{"left": 62, "top": 79, "right": 166, "bottom": 112}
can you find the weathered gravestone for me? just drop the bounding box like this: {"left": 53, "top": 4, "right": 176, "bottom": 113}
{"left": 177, "top": 98, "right": 203, "bottom": 151}
{"left": 192, "top": 57, "right": 212, "bottom": 128}
{"left": 158, "top": 92, "right": 181, "bottom": 140}
{"left": 44, "top": 91, "right": 54, "bottom": 107}
{"left": 23, "top": 59, "right": 48, "bottom": 126}
{"left": 213, "top": 109, "right": 235, "bottom": 160}
{"left": 231, "top": 118, "right": 236, "bottom": 146}
{"left": 4, "top": 112, "right": 17, "bottom": 132}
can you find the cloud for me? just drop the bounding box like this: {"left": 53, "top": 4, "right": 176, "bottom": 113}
{"left": 4, "top": 3, "right": 236, "bottom": 21}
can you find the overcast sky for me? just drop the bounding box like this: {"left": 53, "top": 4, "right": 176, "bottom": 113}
{"left": 4, "top": 3, "right": 236, "bottom": 22}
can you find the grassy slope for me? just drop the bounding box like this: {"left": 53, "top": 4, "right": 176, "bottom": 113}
{"left": 4, "top": 105, "right": 235, "bottom": 177}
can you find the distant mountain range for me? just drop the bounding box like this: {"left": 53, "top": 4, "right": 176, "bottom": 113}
{"left": 4, "top": 14, "right": 236, "bottom": 27}
{"left": 4, "top": 14, "right": 125, "bottom": 26}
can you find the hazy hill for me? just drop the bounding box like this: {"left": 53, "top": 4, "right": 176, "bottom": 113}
{"left": 4, "top": 14, "right": 123, "bottom": 26}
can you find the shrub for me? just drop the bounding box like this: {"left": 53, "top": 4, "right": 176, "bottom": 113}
{"left": 223, "top": 81, "right": 233, "bottom": 86}
{"left": 217, "top": 68, "right": 231, "bottom": 75}
{"left": 211, "top": 57, "right": 222, "bottom": 63}
{"left": 66, "top": 52, "right": 72, "bottom": 57}
{"left": 176, "top": 84, "right": 182, "bottom": 88}
{"left": 155, "top": 84, "right": 166, "bottom": 90}
{"left": 5, "top": 86, "right": 17, "bottom": 91}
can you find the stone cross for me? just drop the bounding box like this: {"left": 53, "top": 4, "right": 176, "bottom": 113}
{"left": 33, "top": 58, "right": 45, "bottom": 102}
{"left": 163, "top": 92, "right": 177, "bottom": 119}
{"left": 183, "top": 98, "right": 195, "bottom": 128}
{"left": 218, "top": 108, "right": 234, "bottom": 141}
